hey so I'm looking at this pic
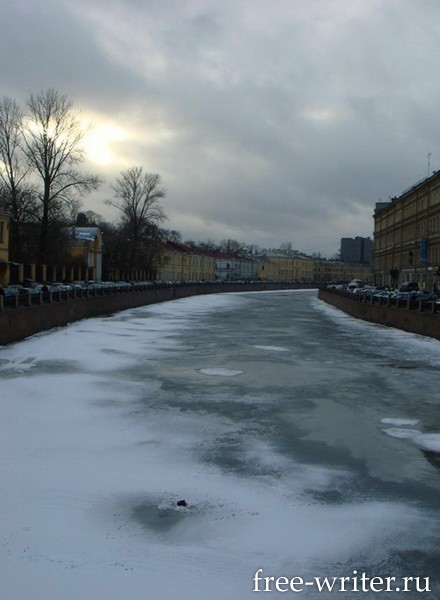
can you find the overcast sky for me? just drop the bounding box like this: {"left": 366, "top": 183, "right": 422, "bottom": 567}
{"left": 2, "top": 0, "right": 440, "bottom": 255}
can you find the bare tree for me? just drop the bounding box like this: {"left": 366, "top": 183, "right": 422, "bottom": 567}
{"left": 219, "top": 238, "right": 246, "bottom": 255}
{"left": 106, "top": 166, "right": 166, "bottom": 274}
{"left": 160, "top": 228, "right": 182, "bottom": 244}
{"left": 0, "top": 97, "right": 38, "bottom": 258}
{"left": 197, "top": 238, "right": 220, "bottom": 253}
{"left": 20, "top": 89, "right": 101, "bottom": 263}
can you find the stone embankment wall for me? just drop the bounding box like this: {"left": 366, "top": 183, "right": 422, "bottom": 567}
{"left": 0, "top": 283, "right": 315, "bottom": 346}
{"left": 318, "top": 289, "right": 440, "bottom": 341}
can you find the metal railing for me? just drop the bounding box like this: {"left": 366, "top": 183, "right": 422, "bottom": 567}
{"left": 0, "top": 280, "right": 317, "bottom": 312}
{"left": 322, "top": 287, "right": 439, "bottom": 315}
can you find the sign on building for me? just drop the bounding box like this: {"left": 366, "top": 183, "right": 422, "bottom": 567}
{"left": 420, "top": 237, "right": 428, "bottom": 264}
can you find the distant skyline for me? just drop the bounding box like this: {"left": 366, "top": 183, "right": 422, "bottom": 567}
{"left": 2, "top": 0, "right": 440, "bottom": 256}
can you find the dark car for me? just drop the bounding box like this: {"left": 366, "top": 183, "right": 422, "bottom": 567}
{"left": 6, "top": 285, "right": 30, "bottom": 296}
{"left": 399, "top": 282, "right": 419, "bottom": 292}
{"left": 424, "top": 293, "right": 440, "bottom": 302}
{"left": 394, "top": 291, "right": 426, "bottom": 302}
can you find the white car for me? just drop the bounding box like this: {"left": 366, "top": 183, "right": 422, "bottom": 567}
{"left": 50, "top": 282, "right": 72, "bottom": 292}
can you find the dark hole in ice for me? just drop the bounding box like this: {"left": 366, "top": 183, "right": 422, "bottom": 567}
{"left": 132, "top": 501, "right": 192, "bottom": 532}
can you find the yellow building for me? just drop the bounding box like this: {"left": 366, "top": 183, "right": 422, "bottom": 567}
{"left": 257, "top": 252, "right": 314, "bottom": 282}
{"left": 293, "top": 253, "right": 314, "bottom": 281}
{"left": 0, "top": 210, "right": 11, "bottom": 286}
{"left": 313, "top": 259, "right": 373, "bottom": 283}
{"left": 256, "top": 258, "right": 276, "bottom": 280}
{"left": 155, "top": 242, "right": 186, "bottom": 281}
{"left": 374, "top": 171, "right": 440, "bottom": 289}
{"left": 65, "top": 227, "right": 103, "bottom": 280}
{"left": 187, "top": 247, "right": 215, "bottom": 281}
{"left": 155, "top": 241, "right": 216, "bottom": 282}
{"left": 262, "top": 253, "right": 295, "bottom": 281}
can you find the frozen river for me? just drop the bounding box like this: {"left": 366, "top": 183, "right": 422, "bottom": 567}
{"left": 1, "top": 289, "right": 439, "bottom": 598}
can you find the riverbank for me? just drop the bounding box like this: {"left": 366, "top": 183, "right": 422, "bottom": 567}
{"left": 318, "top": 288, "right": 440, "bottom": 341}
{"left": 0, "top": 282, "right": 315, "bottom": 346}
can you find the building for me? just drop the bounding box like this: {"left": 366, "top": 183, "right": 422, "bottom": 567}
{"left": 64, "top": 227, "right": 103, "bottom": 281}
{"left": 313, "top": 259, "right": 373, "bottom": 283}
{"left": 237, "top": 256, "right": 258, "bottom": 281}
{"left": 154, "top": 240, "right": 186, "bottom": 281}
{"left": 0, "top": 210, "right": 11, "bottom": 285}
{"left": 373, "top": 171, "right": 440, "bottom": 289}
{"left": 340, "top": 237, "right": 373, "bottom": 265}
{"left": 187, "top": 246, "right": 216, "bottom": 281}
{"left": 213, "top": 253, "right": 258, "bottom": 281}
{"left": 292, "top": 252, "right": 315, "bottom": 281}
{"left": 256, "top": 257, "right": 279, "bottom": 281}
{"left": 255, "top": 252, "right": 314, "bottom": 282}
{"left": 155, "top": 241, "right": 215, "bottom": 282}
{"left": 257, "top": 252, "right": 294, "bottom": 281}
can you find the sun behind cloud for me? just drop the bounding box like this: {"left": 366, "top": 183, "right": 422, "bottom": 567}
{"left": 83, "top": 120, "right": 128, "bottom": 166}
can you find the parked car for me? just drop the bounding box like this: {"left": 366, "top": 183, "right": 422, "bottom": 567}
{"left": 399, "top": 282, "right": 419, "bottom": 292}
{"left": 394, "top": 291, "right": 426, "bottom": 301}
{"left": 86, "top": 280, "right": 104, "bottom": 290}
{"left": 29, "top": 284, "right": 47, "bottom": 295}
{"left": 355, "top": 286, "right": 380, "bottom": 297}
{"left": 70, "top": 281, "right": 86, "bottom": 292}
{"left": 50, "top": 282, "right": 72, "bottom": 292}
{"left": 116, "top": 281, "right": 132, "bottom": 290}
{"left": 424, "top": 293, "right": 440, "bottom": 302}
{"left": 373, "top": 290, "right": 396, "bottom": 299}
{"left": 6, "top": 285, "right": 30, "bottom": 296}
{"left": 4, "top": 286, "right": 20, "bottom": 297}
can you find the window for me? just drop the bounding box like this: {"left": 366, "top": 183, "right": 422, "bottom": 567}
{"left": 0, "top": 221, "right": 4, "bottom": 244}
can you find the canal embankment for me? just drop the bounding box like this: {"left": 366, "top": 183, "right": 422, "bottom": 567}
{"left": 318, "top": 288, "right": 440, "bottom": 341}
{"left": 0, "top": 282, "right": 315, "bottom": 346}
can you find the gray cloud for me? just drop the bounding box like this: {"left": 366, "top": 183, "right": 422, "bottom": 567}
{"left": 2, "top": 0, "right": 440, "bottom": 255}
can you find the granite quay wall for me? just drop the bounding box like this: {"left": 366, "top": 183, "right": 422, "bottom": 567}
{"left": 0, "top": 282, "right": 316, "bottom": 346}
{"left": 318, "top": 288, "right": 440, "bottom": 341}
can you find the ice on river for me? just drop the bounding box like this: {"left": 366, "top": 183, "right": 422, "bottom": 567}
{"left": 381, "top": 418, "right": 420, "bottom": 426}
{"left": 198, "top": 367, "right": 244, "bottom": 376}
{"left": 1, "top": 290, "right": 440, "bottom": 599}
{"left": 253, "top": 345, "right": 290, "bottom": 352}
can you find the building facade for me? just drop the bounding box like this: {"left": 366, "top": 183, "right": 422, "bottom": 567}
{"left": 340, "top": 237, "right": 373, "bottom": 265}
{"left": 155, "top": 241, "right": 186, "bottom": 281}
{"left": 313, "top": 259, "right": 373, "bottom": 283}
{"left": 187, "top": 246, "right": 216, "bottom": 281}
{"left": 373, "top": 171, "right": 440, "bottom": 289}
{"left": 256, "top": 252, "right": 314, "bottom": 282}
{"left": 293, "top": 253, "right": 315, "bottom": 281}
{"left": 155, "top": 241, "right": 216, "bottom": 282}
{"left": 65, "top": 227, "right": 103, "bottom": 280}
{"left": 214, "top": 254, "right": 258, "bottom": 281}
{"left": 256, "top": 257, "right": 279, "bottom": 281}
